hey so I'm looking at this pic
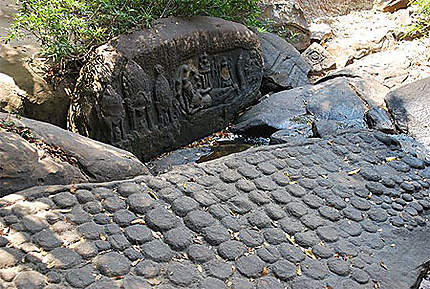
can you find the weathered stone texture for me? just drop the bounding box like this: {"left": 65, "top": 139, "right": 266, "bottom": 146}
{"left": 69, "top": 17, "right": 263, "bottom": 161}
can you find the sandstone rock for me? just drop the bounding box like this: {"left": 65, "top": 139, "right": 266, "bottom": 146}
{"left": 302, "top": 43, "right": 336, "bottom": 74}
{"left": 343, "top": 48, "right": 420, "bottom": 89}
{"left": 259, "top": 1, "right": 311, "bottom": 51}
{"left": 0, "top": 43, "right": 70, "bottom": 128}
{"left": 258, "top": 32, "right": 310, "bottom": 95}
{"left": 322, "top": 10, "right": 400, "bottom": 69}
{"left": 231, "top": 88, "right": 310, "bottom": 137}
{"left": 307, "top": 78, "right": 368, "bottom": 137}
{"left": 69, "top": 17, "right": 263, "bottom": 161}
{"left": 0, "top": 73, "right": 25, "bottom": 114}
{"left": 297, "top": 0, "right": 373, "bottom": 21}
{"left": 374, "top": 0, "right": 409, "bottom": 13}
{"left": 365, "top": 106, "right": 395, "bottom": 134}
{"left": 0, "top": 113, "right": 149, "bottom": 195}
{"left": 316, "top": 69, "right": 389, "bottom": 107}
{"left": 310, "top": 22, "right": 333, "bottom": 43}
{"left": 233, "top": 76, "right": 372, "bottom": 138}
{"left": 385, "top": 77, "right": 430, "bottom": 148}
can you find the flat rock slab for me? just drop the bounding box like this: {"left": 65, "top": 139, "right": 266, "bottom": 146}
{"left": 1, "top": 130, "right": 430, "bottom": 288}
{"left": 69, "top": 16, "right": 263, "bottom": 161}
{"left": 386, "top": 77, "right": 430, "bottom": 149}
{"left": 233, "top": 77, "right": 376, "bottom": 138}
{"left": 0, "top": 113, "right": 149, "bottom": 195}
{"left": 231, "top": 87, "right": 310, "bottom": 137}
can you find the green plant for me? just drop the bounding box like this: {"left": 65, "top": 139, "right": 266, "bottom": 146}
{"left": 406, "top": 0, "right": 430, "bottom": 37}
{"left": 6, "top": 0, "right": 261, "bottom": 67}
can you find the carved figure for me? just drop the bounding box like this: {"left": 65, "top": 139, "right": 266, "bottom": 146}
{"left": 154, "top": 64, "right": 174, "bottom": 126}
{"left": 176, "top": 64, "right": 212, "bottom": 115}
{"left": 245, "top": 51, "right": 262, "bottom": 85}
{"left": 237, "top": 52, "right": 247, "bottom": 89}
{"left": 209, "top": 57, "right": 239, "bottom": 103}
{"left": 123, "top": 62, "right": 153, "bottom": 131}
{"left": 100, "top": 85, "right": 125, "bottom": 143}
{"left": 199, "top": 53, "right": 212, "bottom": 89}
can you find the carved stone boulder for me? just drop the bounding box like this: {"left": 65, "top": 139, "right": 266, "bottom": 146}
{"left": 69, "top": 17, "right": 263, "bottom": 161}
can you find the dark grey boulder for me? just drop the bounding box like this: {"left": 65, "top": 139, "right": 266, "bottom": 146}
{"left": 365, "top": 106, "right": 395, "bottom": 134}
{"left": 233, "top": 76, "right": 370, "bottom": 138}
{"left": 0, "top": 113, "right": 149, "bottom": 195}
{"left": 307, "top": 78, "right": 368, "bottom": 137}
{"left": 231, "top": 87, "right": 311, "bottom": 137}
{"left": 69, "top": 17, "right": 263, "bottom": 161}
{"left": 258, "top": 32, "right": 310, "bottom": 95}
{"left": 385, "top": 77, "right": 430, "bottom": 148}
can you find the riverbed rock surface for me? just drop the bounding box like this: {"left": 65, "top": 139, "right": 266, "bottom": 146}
{"left": 0, "top": 130, "right": 429, "bottom": 288}
{"left": 69, "top": 17, "right": 263, "bottom": 162}
{"left": 385, "top": 77, "right": 430, "bottom": 148}
{"left": 0, "top": 113, "right": 149, "bottom": 195}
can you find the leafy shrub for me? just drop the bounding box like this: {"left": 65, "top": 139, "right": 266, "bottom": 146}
{"left": 7, "top": 0, "right": 261, "bottom": 66}
{"left": 406, "top": 0, "right": 430, "bottom": 37}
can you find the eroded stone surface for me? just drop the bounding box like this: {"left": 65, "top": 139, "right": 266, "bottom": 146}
{"left": 69, "top": 16, "right": 263, "bottom": 161}
{"left": 0, "top": 130, "right": 429, "bottom": 288}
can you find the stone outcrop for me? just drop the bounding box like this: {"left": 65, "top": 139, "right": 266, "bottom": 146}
{"left": 385, "top": 77, "right": 430, "bottom": 148}
{"left": 258, "top": 32, "right": 310, "bottom": 95}
{"left": 0, "top": 113, "right": 149, "bottom": 195}
{"left": 374, "top": 0, "right": 409, "bottom": 13}
{"left": 0, "top": 73, "right": 25, "bottom": 114}
{"left": 69, "top": 17, "right": 263, "bottom": 161}
{"left": 232, "top": 75, "right": 394, "bottom": 138}
{"left": 259, "top": 1, "right": 311, "bottom": 51}
{"left": 231, "top": 87, "right": 310, "bottom": 137}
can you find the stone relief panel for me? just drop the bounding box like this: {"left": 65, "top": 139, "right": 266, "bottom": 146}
{"left": 69, "top": 17, "right": 263, "bottom": 160}
{"left": 97, "top": 48, "right": 262, "bottom": 148}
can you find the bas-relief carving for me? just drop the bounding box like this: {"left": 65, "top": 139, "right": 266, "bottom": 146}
{"left": 100, "top": 85, "right": 126, "bottom": 143}
{"left": 98, "top": 49, "right": 260, "bottom": 145}
{"left": 122, "top": 61, "right": 153, "bottom": 132}
{"left": 175, "top": 50, "right": 260, "bottom": 116}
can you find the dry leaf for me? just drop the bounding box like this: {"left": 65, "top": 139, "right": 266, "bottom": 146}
{"left": 379, "top": 261, "right": 388, "bottom": 270}
{"left": 304, "top": 249, "right": 317, "bottom": 260}
{"left": 99, "top": 233, "right": 107, "bottom": 241}
{"left": 196, "top": 264, "right": 203, "bottom": 273}
{"left": 262, "top": 266, "right": 268, "bottom": 276}
{"left": 131, "top": 219, "right": 146, "bottom": 225}
{"left": 385, "top": 157, "right": 397, "bottom": 162}
{"left": 47, "top": 261, "right": 56, "bottom": 269}
{"left": 296, "top": 265, "right": 302, "bottom": 276}
{"left": 147, "top": 190, "right": 158, "bottom": 200}
{"left": 70, "top": 186, "right": 77, "bottom": 193}
{"left": 285, "top": 233, "right": 296, "bottom": 245}
{"left": 347, "top": 168, "right": 361, "bottom": 175}
{"left": 147, "top": 278, "right": 162, "bottom": 286}
{"left": 289, "top": 181, "right": 298, "bottom": 185}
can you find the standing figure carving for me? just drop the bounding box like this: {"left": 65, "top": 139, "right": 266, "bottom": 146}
{"left": 236, "top": 52, "right": 247, "bottom": 89}
{"left": 154, "top": 64, "right": 173, "bottom": 126}
{"left": 100, "top": 85, "right": 125, "bottom": 143}
{"left": 123, "top": 61, "right": 153, "bottom": 131}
